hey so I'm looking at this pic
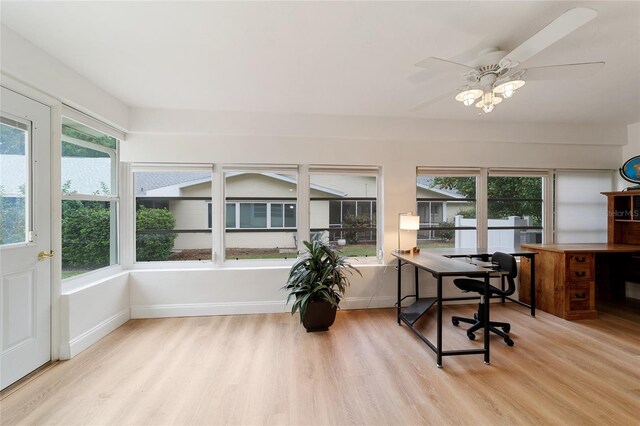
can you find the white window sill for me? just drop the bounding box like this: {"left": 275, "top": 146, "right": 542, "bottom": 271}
{"left": 61, "top": 265, "right": 126, "bottom": 294}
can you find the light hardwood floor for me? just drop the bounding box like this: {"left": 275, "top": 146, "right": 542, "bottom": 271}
{"left": 1, "top": 304, "right": 639, "bottom": 425}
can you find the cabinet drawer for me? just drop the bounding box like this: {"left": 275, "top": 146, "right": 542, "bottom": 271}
{"left": 567, "top": 282, "right": 595, "bottom": 312}
{"left": 566, "top": 253, "right": 594, "bottom": 282}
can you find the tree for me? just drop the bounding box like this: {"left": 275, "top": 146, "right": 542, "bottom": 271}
{"left": 433, "top": 176, "right": 542, "bottom": 225}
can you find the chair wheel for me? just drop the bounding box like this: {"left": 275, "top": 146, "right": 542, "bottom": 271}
{"left": 452, "top": 318, "right": 459, "bottom": 326}
{"left": 503, "top": 325, "right": 510, "bottom": 333}
{"left": 467, "top": 332, "right": 476, "bottom": 341}
{"left": 505, "top": 338, "right": 514, "bottom": 346}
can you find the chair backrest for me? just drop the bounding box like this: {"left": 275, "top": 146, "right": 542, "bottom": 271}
{"left": 491, "top": 252, "right": 517, "bottom": 296}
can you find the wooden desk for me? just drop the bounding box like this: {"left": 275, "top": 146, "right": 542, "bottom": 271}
{"left": 392, "top": 252, "right": 492, "bottom": 367}
{"left": 427, "top": 247, "right": 537, "bottom": 317}
{"left": 519, "top": 243, "right": 640, "bottom": 320}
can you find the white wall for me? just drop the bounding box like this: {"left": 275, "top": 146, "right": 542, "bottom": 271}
{"left": 618, "top": 122, "right": 640, "bottom": 190}
{"left": 60, "top": 273, "right": 129, "bottom": 359}
{"left": 0, "top": 25, "right": 129, "bottom": 130}
{"left": 121, "top": 108, "right": 626, "bottom": 319}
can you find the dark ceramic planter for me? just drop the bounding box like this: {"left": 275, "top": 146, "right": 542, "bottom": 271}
{"left": 302, "top": 300, "right": 337, "bottom": 332}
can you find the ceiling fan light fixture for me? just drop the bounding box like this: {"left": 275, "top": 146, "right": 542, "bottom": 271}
{"left": 494, "top": 80, "right": 525, "bottom": 98}
{"left": 482, "top": 104, "right": 494, "bottom": 113}
{"left": 455, "top": 89, "right": 483, "bottom": 106}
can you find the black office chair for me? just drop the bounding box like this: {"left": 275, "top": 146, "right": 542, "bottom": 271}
{"left": 451, "top": 252, "right": 517, "bottom": 346}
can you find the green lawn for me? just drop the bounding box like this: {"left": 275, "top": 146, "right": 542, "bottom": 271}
{"left": 418, "top": 241, "right": 455, "bottom": 249}
{"left": 62, "top": 270, "right": 86, "bottom": 280}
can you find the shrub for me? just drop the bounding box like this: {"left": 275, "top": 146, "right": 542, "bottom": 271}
{"left": 62, "top": 201, "right": 111, "bottom": 267}
{"left": 342, "top": 214, "right": 372, "bottom": 244}
{"left": 136, "top": 206, "right": 177, "bottom": 261}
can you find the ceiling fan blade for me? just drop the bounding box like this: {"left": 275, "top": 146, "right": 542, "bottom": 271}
{"left": 415, "top": 57, "right": 475, "bottom": 74}
{"left": 523, "top": 61, "right": 605, "bottom": 80}
{"left": 410, "top": 91, "right": 457, "bottom": 112}
{"left": 501, "top": 7, "right": 598, "bottom": 67}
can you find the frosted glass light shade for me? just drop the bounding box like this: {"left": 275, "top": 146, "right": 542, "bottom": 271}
{"left": 455, "top": 89, "right": 483, "bottom": 106}
{"left": 494, "top": 80, "right": 525, "bottom": 98}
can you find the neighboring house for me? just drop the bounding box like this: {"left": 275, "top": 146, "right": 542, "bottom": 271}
{"left": 135, "top": 171, "right": 376, "bottom": 252}
{"left": 416, "top": 176, "right": 472, "bottom": 241}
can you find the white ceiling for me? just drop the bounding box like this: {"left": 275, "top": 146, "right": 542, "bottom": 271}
{"left": 1, "top": 1, "right": 639, "bottom": 125}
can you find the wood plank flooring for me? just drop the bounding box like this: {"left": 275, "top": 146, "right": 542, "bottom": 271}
{"left": 1, "top": 304, "right": 639, "bottom": 425}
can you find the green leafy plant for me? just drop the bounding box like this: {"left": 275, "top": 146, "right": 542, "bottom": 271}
{"left": 283, "top": 235, "right": 361, "bottom": 321}
{"left": 136, "top": 206, "right": 177, "bottom": 261}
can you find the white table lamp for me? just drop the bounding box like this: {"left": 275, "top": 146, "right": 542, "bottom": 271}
{"left": 397, "top": 212, "right": 420, "bottom": 253}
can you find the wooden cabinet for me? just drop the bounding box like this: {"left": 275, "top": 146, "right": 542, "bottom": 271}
{"left": 519, "top": 247, "right": 597, "bottom": 320}
{"left": 603, "top": 191, "right": 640, "bottom": 245}
{"left": 519, "top": 192, "right": 640, "bottom": 321}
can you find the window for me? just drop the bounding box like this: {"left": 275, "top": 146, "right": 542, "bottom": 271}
{"left": 222, "top": 201, "right": 297, "bottom": 229}
{"left": 488, "top": 173, "right": 545, "bottom": 246}
{"left": 134, "top": 168, "right": 212, "bottom": 262}
{"left": 224, "top": 169, "right": 298, "bottom": 260}
{"left": 555, "top": 170, "right": 613, "bottom": 243}
{"left": 416, "top": 172, "right": 478, "bottom": 249}
{"left": 310, "top": 169, "right": 379, "bottom": 258}
{"left": 61, "top": 117, "right": 119, "bottom": 279}
{"left": 0, "top": 115, "right": 29, "bottom": 245}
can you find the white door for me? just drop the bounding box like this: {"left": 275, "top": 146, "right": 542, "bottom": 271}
{"left": 0, "top": 87, "right": 51, "bottom": 390}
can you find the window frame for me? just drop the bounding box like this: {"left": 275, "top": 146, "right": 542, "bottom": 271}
{"left": 309, "top": 166, "right": 381, "bottom": 261}
{"left": 60, "top": 117, "right": 120, "bottom": 281}
{"left": 131, "top": 164, "right": 214, "bottom": 264}
{"left": 222, "top": 166, "right": 299, "bottom": 263}
{"left": 486, "top": 170, "right": 548, "bottom": 245}
{"left": 416, "top": 168, "right": 481, "bottom": 249}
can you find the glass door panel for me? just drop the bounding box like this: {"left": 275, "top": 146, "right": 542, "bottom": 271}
{"left": 0, "top": 115, "right": 30, "bottom": 245}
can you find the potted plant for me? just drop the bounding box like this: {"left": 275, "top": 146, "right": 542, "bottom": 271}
{"left": 283, "top": 235, "right": 361, "bottom": 332}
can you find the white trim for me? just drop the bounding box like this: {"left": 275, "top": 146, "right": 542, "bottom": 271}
{"left": 62, "top": 268, "right": 127, "bottom": 293}
{"left": 223, "top": 164, "right": 298, "bottom": 173}
{"left": 417, "top": 167, "right": 482, "bottom": 176}
{"left": 130, "top": 295, "right": 396, "bottom": 318}
{"left": 131, "top": 301, "right": 289, "bottom": 318}
{"left": 309, "top": 165, "right": 380, "bottom": 174}
{"left": 62, "top": 308, "right": 130, "bottom": 359}
{"left": 62, "top": 106, "right": 125, "bottom": 140}
{"left": 131, "top": 163, "right": 213, "bottom": 173}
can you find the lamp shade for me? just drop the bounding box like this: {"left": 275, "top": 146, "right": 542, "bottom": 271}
{"left": 399, "top": 214, "right": 420, "bottom": 230}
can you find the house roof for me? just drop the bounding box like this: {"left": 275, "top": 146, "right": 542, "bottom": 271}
{"left": 139, "top": 171, "right": 347, "bottom": 197}
{"left": 416, "top": 176, "right": 465, "bottom": 199}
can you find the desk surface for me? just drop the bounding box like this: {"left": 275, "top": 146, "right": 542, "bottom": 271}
{"left": 427, "top": 247, "right": 537, "bottom": 257}
{"left": 521, "top": 243, "right": 640, "bottom": 253}
{"left": 392, "top": 252, "right": 490, "bottom": 277}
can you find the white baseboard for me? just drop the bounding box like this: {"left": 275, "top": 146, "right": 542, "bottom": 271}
{"left": 61, "top": 309, "right": 130, "bottom": 359}
{"left": 130, "top": 296, "right": 397, "bottom": 319}
{"left": 130, "top": 301, "right": 289, "bottom": 318}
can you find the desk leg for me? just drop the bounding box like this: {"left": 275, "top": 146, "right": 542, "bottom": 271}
{"left": 484, "top": 274, "right": 490, "bottom": 365}
{"left": 415, "top": 266, "right": 420, "bottom": 299}
{"left": 397, "top": 258, "right": 401, "bottom": 325}
{"left": 437, "top": 276, "right": 442, "bottom": 368}
{"left": 530, "top": 255, "right": 536, "bottom": 317}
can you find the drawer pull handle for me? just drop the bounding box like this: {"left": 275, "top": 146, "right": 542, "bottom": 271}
{"left": 575, "top": 271, "right": 587, "bottom": 277}
{"left": 575, "top": 256, "right": 586, "bottom": 263}
{"left": 574, "top": 293, "right": 587, "bottom": 299}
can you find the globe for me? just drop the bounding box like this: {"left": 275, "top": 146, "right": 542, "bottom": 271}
{"left": 620, "top": 155, "right": 640, "bottom": 184}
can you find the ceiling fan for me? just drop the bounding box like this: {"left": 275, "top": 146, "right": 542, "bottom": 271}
{"left": 413, "top": 7, "right": 605, "bottom": 113}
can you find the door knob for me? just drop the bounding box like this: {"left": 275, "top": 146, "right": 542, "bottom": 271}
{"left": 38, "top": 250, "right": 54, "bottom": 261}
